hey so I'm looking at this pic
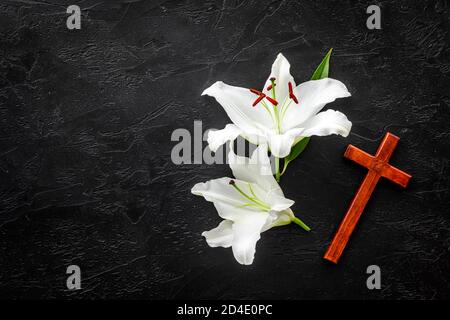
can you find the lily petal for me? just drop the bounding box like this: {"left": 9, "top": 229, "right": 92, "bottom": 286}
{"left": 212, "top": 200, "right": 263, "bottom": 221}
{"left": 202, "top": 220, "right": 233, "bottom": 248}
{"left": 192, "top": 178, "right": 272, "bottom": 221}
{"left": 266, "top": 128, "right": 304, "bottom": 158}
{"left": 191, "top": 177, "right": 247, "bottom": 209}
{"left": 228, "top": 144, "right": 295, "bottom": 210}
{"left": 202, "top": 81, "right": 273, "bottom": 134}
{"left": 262, "top": 209, "right": 294, "bottom": 231}
{"left": 301, "top": 109, "right": 352, "bottom": 138}
{"left": 207, "top": 124, "right": 242, "bottom": 152}
{"left": 231, "top": 212, "right": 268, "bottom": 265}
{"left": 283, "top": 78, "right": 351, "bottom": 131}
{"left": 263, "top": 53, "right": 295, "bottom": 102}
{"left": 266, "top": 194, "right": 294, "bottom": 212}
{"left": 228, "top": 144, "right": 280, "bottom": 195}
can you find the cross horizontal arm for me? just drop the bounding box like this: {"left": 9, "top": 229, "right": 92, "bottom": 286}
{"left": 344, "top": 145, "right": 374, "bottom": 168}
{"left": 381, "top": 165, "right": 411, "bottom": 188}
{"left": 344, "top": 134, "right": 411, "bottom": 187}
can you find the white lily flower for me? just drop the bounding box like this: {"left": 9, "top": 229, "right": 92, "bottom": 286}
{"left": 191, "top": 144, "right": 309, "bottom": 265}
{"left": 202, "top": 53, "right": 352, "bottom": 159}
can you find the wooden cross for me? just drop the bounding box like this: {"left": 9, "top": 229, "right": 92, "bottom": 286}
{"left": 324, "top": 132, "right": 412, "bottom": 264}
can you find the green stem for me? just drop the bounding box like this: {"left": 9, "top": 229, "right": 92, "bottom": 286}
{"left": 291, "top": 216, "right": 311, "bottom": 232}
{"left": 275, "top": 157, "right": 281, "bottom": 182}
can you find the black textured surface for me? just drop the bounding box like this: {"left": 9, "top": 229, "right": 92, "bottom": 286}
{"left": 0, "top": 0, "right": 449, "bottom": 299}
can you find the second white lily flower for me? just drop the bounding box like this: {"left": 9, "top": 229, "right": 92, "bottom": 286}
{"left": 202, "top": 53, "right": 352, "bottom": 159}
{"left": 192, "top": 144, "right": 309, "bottom": 265}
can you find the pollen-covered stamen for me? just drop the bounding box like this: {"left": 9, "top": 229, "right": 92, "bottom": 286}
{"left": 290, "top": 93, "right": 298, "bottom": 104}
{"left": 288, "top": 82, "right": 293, "bottom": 94}
{"left": 288, "top": 82, "right": 298, "bottom": 104}
{"left": 250, "top": 88, "right": 264, "bottom": 96}
{"left": 249, "top": 88, "right": 266, "bottom": 107}
{"left": 265, "top": 96, "right": 278, "bottom": 106}
{"left": 269, "top": 77, "right": 277, "bottom": 100}
{"left": 252, "top": 94, "right": 265, "bottom": 107}
{"left": 267, "top": 77, "right": 276, "bottom": 91}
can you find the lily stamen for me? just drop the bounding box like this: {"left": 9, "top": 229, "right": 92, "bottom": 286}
{"left": 270, "top": 77, "right": 276, "bottom": 100}
{"left": 250, "top": 86, "right": 277, "bottom": 106}
{"left": 229, "top": 180, "right": 271, "bottom": 211}
{"left": 250, "top": 88, "right": 264, "bottom": 95}
{"left": 249, "top": 88, "right": 266, "bottom": 107}
{"left": 267, "top": 77, "right": 277, "bottom": 91}
{"left": 252, "top": 94, "right": 265, "bottom": 107}
{"left": 265, "top": 96, "right": 278, "bottom": 106}
{"left": 288, "top": 82, "right": 298, "bottom": 104}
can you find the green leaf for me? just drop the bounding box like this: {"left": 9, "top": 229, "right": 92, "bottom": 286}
{"left": 281, "top": 137, "right": 310, "bottom": 175}
{"left": 281, "top": 48, "right": 333, "bottom": 175}
{"left": 310, "top": 48, "right": 332, "bottom": 80}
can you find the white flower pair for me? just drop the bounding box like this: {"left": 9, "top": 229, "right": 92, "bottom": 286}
{"left": 192, "top": 53, "right": 352, "bottom": 265}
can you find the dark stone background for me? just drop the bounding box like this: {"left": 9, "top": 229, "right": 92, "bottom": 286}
{"left": 0, "top": 0, "right": 448, "bottom": 299}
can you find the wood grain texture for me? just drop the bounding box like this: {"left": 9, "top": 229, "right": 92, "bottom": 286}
{"left": 324, "top": 133, "right": 412, "bottom": 264}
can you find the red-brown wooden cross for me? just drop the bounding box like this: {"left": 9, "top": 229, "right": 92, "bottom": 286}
{"left": 323, "top": 132, "right": 412, "bottom": 264}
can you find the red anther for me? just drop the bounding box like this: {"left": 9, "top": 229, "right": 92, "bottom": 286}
{"left": 265, "top": 96, "right": 278, "bottom": 106}
{"left": 252, "top": 94, "right": 266, "bottom": 107}
{"left": 250, "top": 88, "right": 264, "bottom": 96}
{"left": 288, "top": 82, "right": 298, "bottom": 104}
{"left": 288, "top": 82, "right": 294, "bottom": 94}
{"left": 266, "top": 84, "right": 273, "bottom": 91}
{"left": 289, "top": 93, "right": 298, "bottom": 104}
